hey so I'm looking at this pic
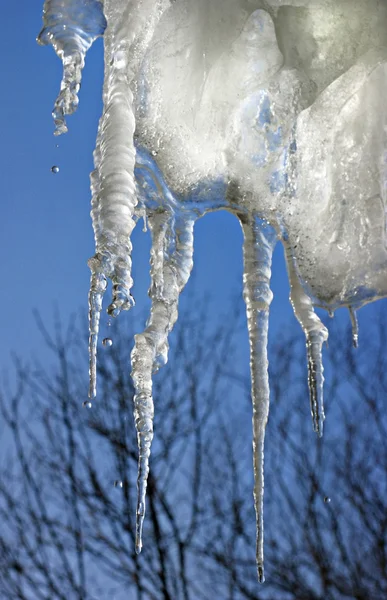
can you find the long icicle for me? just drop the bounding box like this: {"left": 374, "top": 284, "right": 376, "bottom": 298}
{"left": 284, "top": 242, "right": 328, "bottom": 437}
{"left": 131, "top": 210, "right": 195, "bottom": 553}
{"left": 88, "top": 0, "right": 168, "bottom": 399}
{"left": 241, "top": 215, "right": 277, "bottom": 583}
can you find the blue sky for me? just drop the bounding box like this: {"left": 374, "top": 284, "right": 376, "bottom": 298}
{"left": 1, "top": 1, "right": 384, "bottom": 390}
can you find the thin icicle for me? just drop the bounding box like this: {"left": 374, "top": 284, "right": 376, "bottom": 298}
{"left": 131, "top": 210, "right": 195, "bottom": 553}
{"left": 88, "top": 270, "right": 107, "bottom": 398}
{"left": 241, "top": 215, "right": 277, "bottom": 583}
{"left": 284, "top": 242, "right": 328, "bottom": 437}
{"left": 349, "top": 307, "right": 359, "bottom": 348}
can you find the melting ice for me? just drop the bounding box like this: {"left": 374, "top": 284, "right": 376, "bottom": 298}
{"left": 39, "top": 0, "right": 387, "bottom": 582}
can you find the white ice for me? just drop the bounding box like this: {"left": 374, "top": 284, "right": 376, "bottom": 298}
{"left": 39, "top": 0, "right": 387, "bottom": 582}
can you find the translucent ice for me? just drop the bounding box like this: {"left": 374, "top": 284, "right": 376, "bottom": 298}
{"left": 37, "top": 0, "right": 106, "bottom": 134}
{"left": 40, "top": 0, "right": 387, "bottom": 581}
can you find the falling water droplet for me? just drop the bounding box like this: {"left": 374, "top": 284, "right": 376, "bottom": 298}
{"left": 82, "top": 401, "right": 92, "bottom": 409}
{"left": 107, "top": 318, "right": 112, "bottom": 327}
{"left": 51, "top": 165, "right": 60, "bottom": 174}
{"left": 114, "top": 480, "right": 123, "bottom": 488}
{"left": 55, "top": 144, "right": 59, "bottom": 148}
{"left": 324, "top": 496, "right": 331, "bottom": 504}
{"left": 102, "top": 337, "right": 113, "bottom": 347}
{"left": 328, "top": 309, "right": 334, "bottom": 318}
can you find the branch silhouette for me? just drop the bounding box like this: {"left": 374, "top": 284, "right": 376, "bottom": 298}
{"left": 0, "top": 303, "right": 386, "bottom": 599}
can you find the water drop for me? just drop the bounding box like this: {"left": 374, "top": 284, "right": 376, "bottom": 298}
{"left": 324, "top": 496, "right": 331, "bottom": 504}
{"left": 51, "top": 165, "right": 59, "bottom": 174}
{"left": 107, "top": 318, "right": 112, "bottom": 327}
{"left": 102, "top": 337, "right": 113, "bottom": 347}
{"left": 114, "top": 480, "right": 123, "bottom": 488}
{"left": 55, "top": 144, "right": 59, "bottom": 148}
{"left": 82, "top": 401, "right": 92, "bottom": 409}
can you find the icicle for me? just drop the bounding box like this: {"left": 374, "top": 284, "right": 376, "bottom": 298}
{"left": 349, "top": 307, "right": 359, "bottom": 348}
{"left": 88, "top": 269, "right": 107, "bottom": 398}
{"left": 241, "top": 215, "right": 277, "bottom": 583}
{"left": 37, "top": 0, "right": 106, "bottom": 135}
{"left": 87, "top": 0, "right": 168, "bottom": 397}
{"left": 131, "top": 210, "right": 195, "bottom": 554}
{"left": 284, "top": 242, "right": 328, "bottom": 437}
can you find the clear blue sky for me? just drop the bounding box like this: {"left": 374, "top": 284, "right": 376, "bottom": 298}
{"left": 1, "top": 2, "right": 384, "bottom": 386}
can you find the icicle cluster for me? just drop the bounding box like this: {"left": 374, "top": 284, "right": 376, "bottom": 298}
{"left": 40, "top": 0, "right": 387, "bottom": 582}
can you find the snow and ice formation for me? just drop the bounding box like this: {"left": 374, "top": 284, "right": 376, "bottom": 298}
{"left": 39, "top": 0, "right": 387, "bottom": 581}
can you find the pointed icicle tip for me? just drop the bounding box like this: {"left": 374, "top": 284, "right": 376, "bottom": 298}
{"left": 88, "top": 269, "right": 107, "bottom": 399}
{"left": 135, "top": 500, "right": 146, "bottom": 554}
{"left": 306, "top": 330, "right": 327, "bottom": 437}
{"left": 257, "top": 564, "right": 265, "bottom": 584}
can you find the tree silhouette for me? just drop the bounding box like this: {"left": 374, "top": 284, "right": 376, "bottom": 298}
{"left": 0, "top": 302, "right": 386, "bottom": 599}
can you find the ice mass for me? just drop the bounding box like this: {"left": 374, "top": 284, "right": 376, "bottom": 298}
{"left": 38, "top": 0, "right": 387, "bottom": 581}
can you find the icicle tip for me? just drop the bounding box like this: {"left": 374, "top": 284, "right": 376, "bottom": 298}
{"left": 257, "top": 564, "right": 265, "bottom": 584}
{"left": 135, "top": 500, "right": 145, "bottom": 554}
